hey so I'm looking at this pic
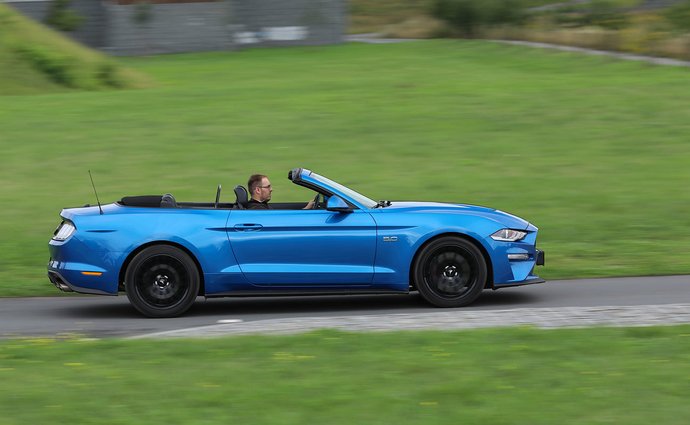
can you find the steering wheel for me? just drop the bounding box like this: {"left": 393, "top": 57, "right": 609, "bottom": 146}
{"left": 311, "top": 193, "right": 322, "bottom": 209}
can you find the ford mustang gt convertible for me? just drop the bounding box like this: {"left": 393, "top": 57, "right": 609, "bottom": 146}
{"left": 48, "top": 168, "right": 545, "bottom": 317}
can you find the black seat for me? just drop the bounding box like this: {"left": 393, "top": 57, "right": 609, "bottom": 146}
{"left": 234, "top": 185, "right": 248, "bottom": 209}
{"left": 160, "top": 193, "right": 177, "bottom": 208}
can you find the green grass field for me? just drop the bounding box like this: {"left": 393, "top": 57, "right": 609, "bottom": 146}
{"left": 1, "top": 327, "right": 689, "bottom": 424}
{"left": 2, "top": 40, "right": 690, "bottom": 296}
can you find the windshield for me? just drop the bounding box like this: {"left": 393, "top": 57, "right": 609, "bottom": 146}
{"left": 310, "top": 173, "right": 378, "bottom": 209}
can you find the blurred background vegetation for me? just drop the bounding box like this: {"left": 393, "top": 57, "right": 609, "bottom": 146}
{"left": 350, "top": 0, "right": 690, "bottom": 60}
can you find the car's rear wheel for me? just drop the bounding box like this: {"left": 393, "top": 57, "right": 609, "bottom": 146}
{"left": 413, "top": 236, "right": 487, "bottom": 308}
{"left": 125, "top": 245, "right": 199, "bottom": 318}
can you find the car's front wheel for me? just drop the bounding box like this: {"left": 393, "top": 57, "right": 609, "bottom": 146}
{"left": 125, "top": 245, "right": 200, "bottom": 318}
{"left": 412, "top": 236, "right": 487, "bottom": 308}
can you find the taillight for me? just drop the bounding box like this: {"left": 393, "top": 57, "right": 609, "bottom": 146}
{"left": 53, "top": 220, "right": 76, "bottom": 241}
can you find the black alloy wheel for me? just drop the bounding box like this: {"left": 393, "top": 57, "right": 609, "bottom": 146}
{"left": 125, "top": 245, "right": 200, "bottom": 318}
{"left": 413, "top": 236, "right": 487, "bottom": 308}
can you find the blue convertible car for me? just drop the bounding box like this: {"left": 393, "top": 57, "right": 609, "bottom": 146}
{"left": 48, "top": 168, "right": 545, "bottom": 317}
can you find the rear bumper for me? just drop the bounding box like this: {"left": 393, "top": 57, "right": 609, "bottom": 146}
{"left": 47, "top": 268, "right": 116, "bottom": 296}
{"left": 48, "top": 270, "right": 74, "bottom": 292}
{"left": 48, "top": 237, "right": 121, "bottom": 294}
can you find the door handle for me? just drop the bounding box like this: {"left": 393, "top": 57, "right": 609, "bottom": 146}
{"left": 234, "top": 223, "right": 263, "bottom": 231}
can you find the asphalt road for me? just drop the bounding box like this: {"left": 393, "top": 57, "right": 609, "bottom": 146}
{"left": 1, "top": 275, "right": 689, "bottom": 338}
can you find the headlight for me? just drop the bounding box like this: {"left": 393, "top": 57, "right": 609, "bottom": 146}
{"left": 53, "top": 220, "right": 76, "bottom": 241}
{"left": 491, "top": 229, "right": 527, "bottom": 242}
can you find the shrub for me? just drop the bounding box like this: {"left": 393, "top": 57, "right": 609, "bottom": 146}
{"left": 655, "top": 34, "right": 690, "bottom": 60}
{"left": 580, "top": 0, "right": 628, "bottom": 30}
{"left": 98, "top": 62, "right": 125, "bottom": 88}
{"left": 539, "top": 0, "right": 629, "bottom": 30}
{"left": 45, "top": 0, "right": 84, "bottom": 32}
{"left": 664, "top": 0, "right": 690, "bottom": 33}
{"left": 483, "top": 0, "right": 527, "bottom": 26}
{"left": 132, "top": 1, "right": 153, "bottom": 25}
{"left": 431, "top": 0, "right": 529, "bottom": 37}
{"left": 432, "top": 0, "right": 479, "bottom": 37}
{"left": 14, "top": 45, "right": 79, "bottom": 87}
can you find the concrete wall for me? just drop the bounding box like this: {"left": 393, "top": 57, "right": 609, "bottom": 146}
{"left": 230, "top": 0, "right": 346, "bottom": 48}
{"left": 5, "top": 0, "right": 346, "bottom": 55}
{"left": 105, "top": 1, "right": 233, "bottom": 55}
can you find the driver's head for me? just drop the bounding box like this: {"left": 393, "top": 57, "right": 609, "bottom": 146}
{"left": 248, "top": 174, "right": 272, "bottom": 202}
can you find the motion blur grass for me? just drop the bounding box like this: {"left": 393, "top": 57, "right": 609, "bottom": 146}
{"left": 1, "top": 327, "right": 689, "bottom": 424}
{"left": 2, "top": 40, "right": 690, "bottom": 296}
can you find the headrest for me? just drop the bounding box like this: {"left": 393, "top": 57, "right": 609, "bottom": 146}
{"left": 234, "top": 185, "right": 248, "bottom": 209}
{"left": 160, "top": 193, "right": 177, "bottom": 208}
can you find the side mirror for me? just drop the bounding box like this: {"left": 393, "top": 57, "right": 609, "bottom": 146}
{"left": 326, "top": 196, "right": 353, "bottom": 213}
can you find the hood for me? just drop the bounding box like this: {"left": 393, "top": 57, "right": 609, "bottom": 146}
{"left": 382, "top": 201, "right": 531, "bottom": 230}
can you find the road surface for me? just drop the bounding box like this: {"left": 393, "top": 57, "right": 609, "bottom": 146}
{"left": 1, "top": 275, "right": 689, "bottom": 338}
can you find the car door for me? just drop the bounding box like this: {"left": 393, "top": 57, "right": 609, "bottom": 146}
{"left": 226, "top": 208, "right": 377, "bottom": 286}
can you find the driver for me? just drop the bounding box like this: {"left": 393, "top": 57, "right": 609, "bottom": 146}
{"left": 247, "top": 174, "right": 314, "bottom": 210}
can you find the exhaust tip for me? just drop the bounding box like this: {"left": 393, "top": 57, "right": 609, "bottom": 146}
{"left": 48, "top": 272, "right": 74, "bottom": 292}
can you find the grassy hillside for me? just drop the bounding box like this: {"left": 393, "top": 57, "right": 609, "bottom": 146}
{"left": 1, "top": 41, "right": 690, "bottom": 296}
{"left": 0, "top": 4, "right": 151, "bottom": 95}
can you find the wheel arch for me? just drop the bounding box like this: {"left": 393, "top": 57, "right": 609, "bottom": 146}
{"left": 409, "top": 232, "right": 494, "bottom": 289}
{"left": 118, "top": 241, "right": 206, "bottom": 296}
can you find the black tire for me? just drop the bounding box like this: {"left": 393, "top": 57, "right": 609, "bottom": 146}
{"left": 412, "top": 236, "right": 487, "bottom": 308}
{"left": 125, "top": 245, "right": 200, "bottom": 318}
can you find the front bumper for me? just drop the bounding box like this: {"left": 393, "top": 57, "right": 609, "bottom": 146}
{"left": 536, "top": 249, "right": 545, "bottom": 266}
{"left": 492, "top": 276, "right": 545, "bottom": 289}
{"left": 492, "top": 248, "right": 545, "bottom": 289}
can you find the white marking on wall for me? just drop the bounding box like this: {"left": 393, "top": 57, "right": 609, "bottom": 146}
{"left": 235, "top": 26, "right": 308, "bottom": 44}
{"left": 263, "top": 26, "right": 308, "bottom": 41}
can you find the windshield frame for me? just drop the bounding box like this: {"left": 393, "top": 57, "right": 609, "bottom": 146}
{"left": 302, "top": 171, "right": 379, "bottom": 209}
